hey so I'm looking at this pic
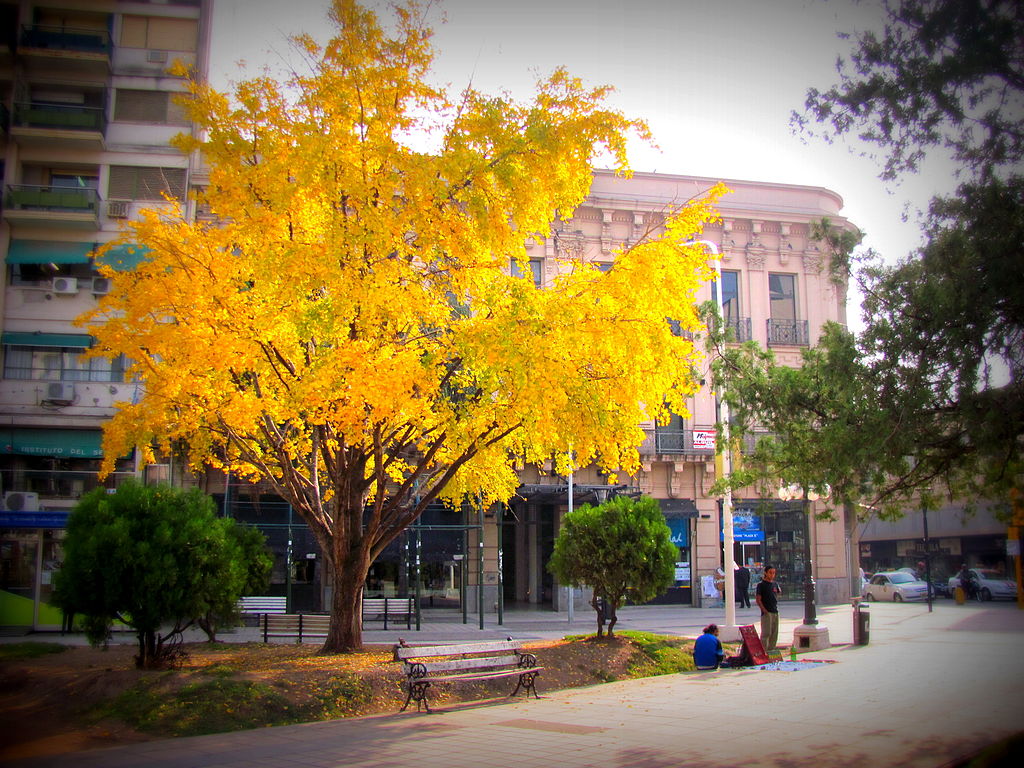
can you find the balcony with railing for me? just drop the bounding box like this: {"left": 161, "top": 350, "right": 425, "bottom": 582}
{"left": 11, "top": 101, "right": 106, "bottom": 148}
{"left": 766, "top": 319, "right": 809, "bottom": 347}
{"left": 739, "top": 430, "right": 778, "bottom": 455}
{"left": 725, "top": 316, "right": 752, "bottom": 343}
{"left": 1, "top": 469, "right": 137, "bottom": 504}
{"left": 2, "top": 185, "right": 100, "bottom": 228}
{"left": 18, "top": 24, "right": 111, "bottom": 68}
{"left": 639, "top": 428, "right": 716, "bottom": 457}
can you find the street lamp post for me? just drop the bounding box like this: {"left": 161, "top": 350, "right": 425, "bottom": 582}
{"left": 779, "top": 482, "right": 831, "bottom": 651}
{"left": 688, "top": 240, "right": 737, "bottom": 638}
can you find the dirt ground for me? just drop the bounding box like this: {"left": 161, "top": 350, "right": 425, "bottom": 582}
{"left": 0, "top": 634, "right": 651, "bottom": 761}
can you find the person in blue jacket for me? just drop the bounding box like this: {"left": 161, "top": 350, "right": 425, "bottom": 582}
{"left": 693, "top": 623, "right": 725, "bottom": 670}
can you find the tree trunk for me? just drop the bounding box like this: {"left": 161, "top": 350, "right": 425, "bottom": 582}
{"left": 322, "top": 549, "right": 370, "bottom": 652}
{"left": 606, "top": 601, "right": 618, "bottom": 637}
{"left": 135, "top": 629, "right": 157, "bottom": 669}
{"left": 592, "top": 595, "right": 606, "bottom": 638}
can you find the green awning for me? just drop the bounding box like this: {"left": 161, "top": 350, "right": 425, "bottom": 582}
{"left": 1, "top": 332, "right": 92, "bottom": 348}
{"left": 95, "top": 243, "right": 151, "bottom": 271}
{"left": 6, "top": 240, "right": 94, "bottom": 265}
{"left": 0, "top": 428, "right": 103, "bottom": 458}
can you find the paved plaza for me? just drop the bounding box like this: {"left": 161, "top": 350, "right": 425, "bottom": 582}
{"left": 6, "top": 599, "right": 1024, "bottom": 767}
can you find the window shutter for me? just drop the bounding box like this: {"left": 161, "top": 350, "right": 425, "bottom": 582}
{"left": 108, "top": 166, "right": 186, "bottom": 201}
{"left": 120, "top": 16, "right": 148, "bottom": 48}
{"left": 114, "top": 90, "right": 166, "bottom": 122}
{"left": 145, "top": 18, "right": 197, "bottom": 51}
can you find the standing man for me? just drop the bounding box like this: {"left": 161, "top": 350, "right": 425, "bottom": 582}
{"left": 756, "top": 565, "right": 780, "bottom": 651}
{"left": 735, "top": 563, "right": 751, "bottom": 608}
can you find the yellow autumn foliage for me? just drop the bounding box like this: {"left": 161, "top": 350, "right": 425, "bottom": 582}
{"left": 79, "top": 0, "right": 725, "bottom": 649}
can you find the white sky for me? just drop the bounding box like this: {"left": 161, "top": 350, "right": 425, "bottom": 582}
{"left": 209, "top": 0, "right": 962, "bottom": 329}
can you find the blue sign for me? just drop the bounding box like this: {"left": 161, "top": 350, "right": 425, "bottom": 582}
{"left": 0, "top": 510, "right": 70, "bottom": 528}
{"left": 721, "top": 506, "right": 764, "bottom": 542}
{"left": 667, "top": 518, "right": 689, "bottom": 547}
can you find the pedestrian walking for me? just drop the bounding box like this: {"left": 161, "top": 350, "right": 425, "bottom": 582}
{"left": 735, "top": 563, "right": 751, "bottom": 608}
{"left": 756, "top": 565, "right": 780, "bottom": 651}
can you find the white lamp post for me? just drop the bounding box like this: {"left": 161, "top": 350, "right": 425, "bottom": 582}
{"left": 689, "top": 240, "right": 737, "bottom": 638}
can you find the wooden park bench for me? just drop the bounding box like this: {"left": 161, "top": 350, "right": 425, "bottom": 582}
{"left": 362, "top": 597, "right": 414, "bottom": 630}
{"left": 393, "top": 639, "right": 542, "bottom": 713}
{"left": 261, "top": 613, "right": 330, "bottom": 643}
{"left": 237, "top": 595, "right": 287, "bottom": 615}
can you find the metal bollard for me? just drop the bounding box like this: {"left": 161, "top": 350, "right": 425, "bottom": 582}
{"left": 851, "top": 597, "right": 870, "bottom": 645}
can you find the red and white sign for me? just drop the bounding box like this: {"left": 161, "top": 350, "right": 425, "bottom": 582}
{"left": 693, "top": 429, "right": 717, "bottom": 450}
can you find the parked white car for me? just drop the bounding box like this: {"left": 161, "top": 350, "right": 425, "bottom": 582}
{"left": 864, "top": 571, "right": 929, "bottom": 602}
{"left": 946, "top": 568, "right": 1018, "bottom": 601}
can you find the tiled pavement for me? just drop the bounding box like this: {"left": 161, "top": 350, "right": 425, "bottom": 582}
{"left": 6, "top": 600, "right": 1024, "bottom": 767}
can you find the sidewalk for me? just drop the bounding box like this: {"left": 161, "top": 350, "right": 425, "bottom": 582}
{"left": 2, "top": 600, "right": 845, "bottom": 647}
{"left": 7, "top": 600, "right": 1024, "bottom": 767}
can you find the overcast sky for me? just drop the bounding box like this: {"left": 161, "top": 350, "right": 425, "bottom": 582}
{"left": 209, "top": 0, "right": 961, "bottom": 328}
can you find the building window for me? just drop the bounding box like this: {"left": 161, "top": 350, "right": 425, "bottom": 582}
{"left": 50, "top": 173, "right": 98, "bottom": 190}
{"left": 767, "top": 272, "right": 809, "bottom": 346}
{"left": 712, "top": 270, "right": 740, "bottom": 321}
{"left": 108, "top": 165, "right": 186, "bottom": 200}
{"left": 9, "top": 263, "right": 96, "bottom": 287}
{"left": 120, "top": 15, "right": 198, "bottom": 52}
{"left": 3, "top": 346, "right": 126, "bottom": 383}
{"left": 511, "top": 258, "right": 543, "bottom": 287}
{"left": 768, "top": 273, "right": 796, "bottom": 321}
{"left": 113, "top": 89, "right": 189, "bottom": 124}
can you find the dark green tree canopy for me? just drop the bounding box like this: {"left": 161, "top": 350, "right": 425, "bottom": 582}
{"left": 796, "top": 0, "right": 1024, "bottom": 182}
{"left": 54, "top": 481, "right": 271, "bottom": 668}
{"left": 547, "top": 495, "right": 676, "bottom": 637}
{"left": 788, "top": 0, "right": 1024, "bottom": 506}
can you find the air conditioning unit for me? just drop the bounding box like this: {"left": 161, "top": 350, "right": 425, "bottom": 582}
{"left": 147, "top": 49, "right": 168, "bottom": 63}
{"left": 4, "top": 491, "right": 40, "bottom": 512}
{"left": 45, "top": 382, "right": 75, "bottom": 404}
{"left": 91, "top": 277, "right": 111, "bottom": 295}
{"left": 106, "top": 200, "right": 130, "bottom": 219}
{"left": 52, "top": 277, "right": 79, "bottom": 294}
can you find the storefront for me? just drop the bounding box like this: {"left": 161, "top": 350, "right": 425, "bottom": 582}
{"left": 0, "top": 510, "right": 69, "bottom": 629}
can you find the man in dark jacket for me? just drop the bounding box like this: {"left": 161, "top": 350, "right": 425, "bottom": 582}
{"left": 735, "top": 564, "right": 751, "bottom": 608}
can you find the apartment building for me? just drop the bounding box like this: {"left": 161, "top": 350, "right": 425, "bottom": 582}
{"left": 502, "top": 170, "right": 858, "bottom": 612}
{"left": 0, "top": 0, "right": 212, "bottom": 629}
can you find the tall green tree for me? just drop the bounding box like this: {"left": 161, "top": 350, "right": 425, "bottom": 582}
{"left": 792, "top": 0, "right": 1024, "bottom": 504}
{"left": 547, "top": 495, "right": 676, "bottom": 638}
{"left": 53, "top": 481, "right": 272, "bottom": 669}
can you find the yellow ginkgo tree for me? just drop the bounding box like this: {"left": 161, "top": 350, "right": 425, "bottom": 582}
{"left": 80, "top": 0, "right": 726, "bottom": 651}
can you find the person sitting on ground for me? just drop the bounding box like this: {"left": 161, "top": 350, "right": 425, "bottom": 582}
{"left": 693, "top": 623, "right": 725, "bottom": 670}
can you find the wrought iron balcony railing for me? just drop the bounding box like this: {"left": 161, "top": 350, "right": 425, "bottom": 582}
{"left": 766, "top": 319, "right": 809, "bottom": 346}
{"left": 639, "top": 428, "right": 715, "bottom": 456}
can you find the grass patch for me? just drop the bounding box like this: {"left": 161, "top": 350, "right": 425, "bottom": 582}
{"left": 318, "top": 672, "right": 373, "bottom": 717}
{"left": 617, "top": 630, "right": 697, "bottom": 676}
{"left": 103, "top": 676, "right": 301, "bottom": 737}
{"left": 0, "top": 642, "right": 69, "bottom": 662}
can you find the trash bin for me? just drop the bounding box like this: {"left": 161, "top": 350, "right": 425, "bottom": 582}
{"left": 852, "top": 598, "right": 870, "bottom": 645}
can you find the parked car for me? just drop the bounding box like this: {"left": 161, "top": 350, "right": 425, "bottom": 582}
{"left": 930, "top": 580, "right": 952, "bottom": 599}
{"left": 946, "top": 569, "right": 1018, "bottom": 601}
{"left": 864, "top": 571, "right": 930, "bottom": 602}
